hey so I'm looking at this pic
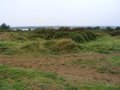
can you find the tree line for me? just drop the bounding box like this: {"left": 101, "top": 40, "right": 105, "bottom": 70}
{"left": 0, "top": 23, "right": 10, "bottom": 30}
{"left": 0, "top": 23, "right": 120, "bottom": 32}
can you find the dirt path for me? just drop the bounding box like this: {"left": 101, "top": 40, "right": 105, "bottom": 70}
{"left": 0, "top": 52, "right": 120, "bottom": 85}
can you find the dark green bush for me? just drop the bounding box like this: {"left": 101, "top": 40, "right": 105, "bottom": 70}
{"left": 71, "top": 32, "right": 97, "bottom": 43}
{"left": 110, "top": 31, "right": 120, "bottom": 36}
{"left": 33, "top": 30, "right": 98, "bottom": 43}
{"left": 53, "top": 32, "right": 69, "bottom": 39}
{"left": 71, "top": 33, "right": 85, "bottom": 43}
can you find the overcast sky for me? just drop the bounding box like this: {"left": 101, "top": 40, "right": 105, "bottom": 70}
{"left": 0, "top": 0, "right": 120, "bottom": 26}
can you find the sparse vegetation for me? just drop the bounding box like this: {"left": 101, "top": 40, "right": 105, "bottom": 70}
{"left": 0, "top": 64, "right": 66, "bottom": 90}
{"left": 0, "top": 64, "right": 120, "bottom": 90}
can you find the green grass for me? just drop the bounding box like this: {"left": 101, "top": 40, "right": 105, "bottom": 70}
{"left": 81, "top": 36, "right": 120, "bottom": 54}
{"left": 107, "top": 56, "right": 120, "bottom": 67}
{"left": 0, "top": 64, "right": 119, "bottom": 90}
{"left": 78, "top": 83, "right": 120, "bottom": 90}
{"left": 0, "top": 64, "right": 66, "bottom": 90}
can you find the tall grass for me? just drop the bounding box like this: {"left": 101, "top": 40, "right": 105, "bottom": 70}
{"left": 44, "top": 39, "right": 81, "bottom": 53}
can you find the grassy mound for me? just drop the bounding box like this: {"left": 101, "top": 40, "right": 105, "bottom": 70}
{"left": 21, "top": 41, "right": 49, "bottom": 55}
{"left": 44, "top": 39, "right": 81, "bottom": 53}
{"left": 22, "top": 41, "right": 42, "bottom": 51}
{"left": 0, "top": 41, "right": 19, "bottom": 55}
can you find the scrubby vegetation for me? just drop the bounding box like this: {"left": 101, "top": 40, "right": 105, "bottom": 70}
{"left": 0, "top": 28, "right": 119, "bottom": 55}
{"left": 0, "top": 26, "right": 120, "bottom": 90}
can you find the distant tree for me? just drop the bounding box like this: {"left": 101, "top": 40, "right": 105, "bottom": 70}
{"left": 94, "top": 26, "right": 100, "bottom": 30}
{"left": 16, "top": 28, "right": 22, "bottom": 32}
{"left": 115, "top": 27, "right": 120, "bottom": 30}
{"left": 59, "top": 27, "right": 70, "bottom": 31}
{"left": 0, "top": 23, "right": 10, "bottom": 30}
{"left": 106, "top": 27, "right": 113, "bottom": 30}
{"left": 86, "top": 27, "right": 94, "bottom": 30}
{"left": 28, "top": 28, "right": 32, "bottom": 31}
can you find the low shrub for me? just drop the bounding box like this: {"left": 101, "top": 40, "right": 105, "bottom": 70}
{"left": 33, "top": 30, "right": 98, "bottom": 43}
{"left": 110, "top": 31, "right": 120, "bottom": 36}
{"left": 71, "top": 33, "right": 85, "bottom": 43}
